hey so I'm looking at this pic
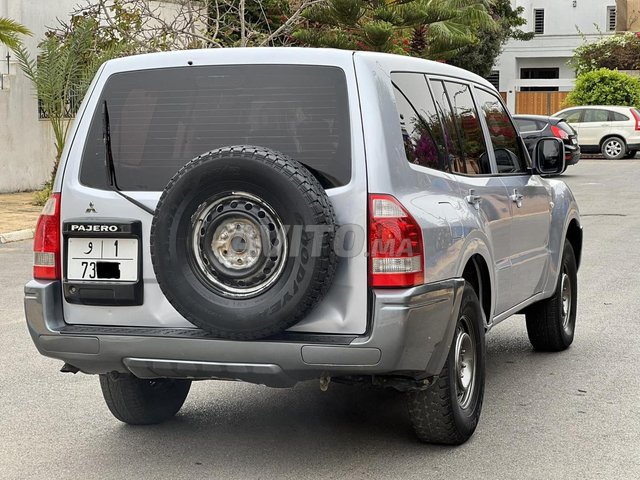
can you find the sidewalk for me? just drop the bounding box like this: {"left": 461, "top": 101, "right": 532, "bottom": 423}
{"left": 0, "top": 192, "right": 41, "bottom": 243}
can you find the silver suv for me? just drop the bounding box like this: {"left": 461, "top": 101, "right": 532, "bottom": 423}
{"left": 25, "top": 48, "right": 582, "bottom": 445}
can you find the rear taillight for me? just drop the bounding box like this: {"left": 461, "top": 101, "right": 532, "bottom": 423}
{"left": 368, "top": 194, "right": 424, "bottom": 288}
{"left": 33, "top": 193, "right": 61, "bottom": 280}
{"left": 631, "top": 108, "right": 640, "bottom": 131}
{"left": 551, "top": 125, "right": 569, "bottom": 140}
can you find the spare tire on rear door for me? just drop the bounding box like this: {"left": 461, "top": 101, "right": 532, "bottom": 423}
{"left": 150, "top": 146, "right": 338, "bottom": 340}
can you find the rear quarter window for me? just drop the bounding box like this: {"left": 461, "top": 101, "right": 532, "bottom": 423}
{"left": 610, "top": 111, "right": 630, "bottom": 121}
{"left": 80, "top": 65, "right": 352, "bottom": 191}
{"left": 390, "top": 72, "right": 450, "bottom": 172}
{"left": 515, "top": 118, "right": 541, "bottom": 133}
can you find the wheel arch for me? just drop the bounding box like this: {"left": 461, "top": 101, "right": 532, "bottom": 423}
{"left": 565, "top": 218, "right": 583, "bottom": 270}
{"left": 600, "top": 134, "right": 627, "bottom": 149}
{"left": 461, "top": 253, "right": 492, "bottom": 327}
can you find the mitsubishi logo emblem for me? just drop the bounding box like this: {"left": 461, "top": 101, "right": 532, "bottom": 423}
{"left": 85, "top": 202, "right": 97, "bottom": 214}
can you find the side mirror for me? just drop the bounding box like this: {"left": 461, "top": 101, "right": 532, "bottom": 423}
{"left": 533, "top": 137, "right": 565, "bottom": 175}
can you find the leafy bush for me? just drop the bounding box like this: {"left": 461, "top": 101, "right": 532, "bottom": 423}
{"left": 570, "top": 33, "right": 640, "bottom": 75}
{"left": 565, "top": 68, "right": 640, "bottom": 108}
{"left": 33, "top": 181, "right": 53, "bottom": 207}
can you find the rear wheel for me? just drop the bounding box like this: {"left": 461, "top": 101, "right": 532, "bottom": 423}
{"left": 601, "top": 137, "right": 626, "bottom": 160}
{"left": 99, "top": 373, "right": 191, "bottom": 425}
{"left": 525, "top": 241, "right": 577, "bottom": 351}
{"left": 407, "top": 285, "right": 485, "bottom": 445}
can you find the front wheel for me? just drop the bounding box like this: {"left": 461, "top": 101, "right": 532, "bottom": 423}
{"left": 99, "top": 373, "right": 191, "bottom": 425}
{"left": 601, "top": 137, "right": 626, "bottom": 160}
{"left": 525, "top": 241, "right": 578, "bottom": 351}
{"left": 407, "top": 284, "right": 486, "bottom": 445}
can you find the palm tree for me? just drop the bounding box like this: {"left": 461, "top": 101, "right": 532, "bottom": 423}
{"left": 292, "top": 0, "right": 496, "bottom": 59}
{"left": 13, "top": 18, "right": 123, "bottom": 196}
{"left": 0, "top": 17, "right": 31, "bottom": 49}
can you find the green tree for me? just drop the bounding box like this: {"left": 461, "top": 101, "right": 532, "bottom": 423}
{"left": 448, "top": 0, "right": 533, "bottom": 78}
{"left": 570, "top": 32, "right": 640, "bottom": 76}
{"left": 565, "top": 68, "right": 640, "bottom": 108}
{"left": 0, "top": 17, "right": 31, "bottom": 49}
{"left": 293, "top": 0, "right": 496, "bottom": 59}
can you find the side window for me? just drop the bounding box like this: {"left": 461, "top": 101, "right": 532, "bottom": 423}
{"left": 583, "top": 109, "right": 609, "bottom": 123}
{"left": 562, "top": 110, "right": 583, "bottom": 123}
{"left": 514, "top": 118, "right": 540, "bottom": 133}
{"left": 610, "top": 111, "right": 629, "bottom": 121}
{"left": 430, "top": 80, "right": 465, "bottom": 171}
{"left": 390, "top": 73, "right": 449, "bottom": 172}
{"left": 475, "top": 88, "right": 528, "bottom": 174}
{"left": 443, "top": 81, "right": 491, "bottom": 175}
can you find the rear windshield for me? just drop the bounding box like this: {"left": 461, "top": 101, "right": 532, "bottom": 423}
{"left": 80, "top": 65, "right": 352, "bottom": 191}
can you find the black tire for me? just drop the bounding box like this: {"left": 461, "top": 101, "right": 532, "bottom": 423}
{"left": 99, "top": 373, "right": 191, "bottom": 425}
{"left": 624, "top": 150, "right": 637, "bottom": 159}
{"left": 601, "top": 137, "right": 626, "bottom": 160}
{"left": 151, "top": 146, "right": 337, "bottom": 340}
{"left": 407, "top": 285, "right": 486, "bottom": 445}
{"left": 525, "top": 241, "right": 577, "bottom": 351}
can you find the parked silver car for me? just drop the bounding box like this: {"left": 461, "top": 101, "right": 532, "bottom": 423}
{"left": 25, "top": 48, "right": 582, "bottom": 445}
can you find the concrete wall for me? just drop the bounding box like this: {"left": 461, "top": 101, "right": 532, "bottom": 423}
{"left": 0, "top": 0, "right": 79, "bottom": 193}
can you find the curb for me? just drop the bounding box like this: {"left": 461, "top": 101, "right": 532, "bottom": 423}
{"left": 0, "top": 228, "right": 35, "bottom": 244}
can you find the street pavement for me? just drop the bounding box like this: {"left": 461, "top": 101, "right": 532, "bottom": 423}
{"left": 1, "top": 160, "right": 639, "bottom": 479}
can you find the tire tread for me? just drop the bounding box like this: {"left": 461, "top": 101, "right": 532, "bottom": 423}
{"left": 150, "top": 146, "right": 337, "bottom": 340}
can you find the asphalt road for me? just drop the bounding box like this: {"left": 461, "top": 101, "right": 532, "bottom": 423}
{"left": 1, "top": 160, "right": 639, "bottom": 479}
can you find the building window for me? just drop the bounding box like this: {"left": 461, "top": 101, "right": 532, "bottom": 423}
{"left": 487, "top": 71, "right": 500, "bottom": 90}
{"left": 520, "top": 68, "right": 559, "bottom": 80}
{"left": 608, "top": 6, "right": 617, "bottom": 31}
{"left": 520, "top": 68, "right": 559, "bottom": 92}
{"left": 534, "top": 9, "right": 545, "bottom": 34}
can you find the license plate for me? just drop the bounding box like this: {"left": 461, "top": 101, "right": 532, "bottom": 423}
{"left": 67, "top": 238, "right": 138, "bottom": 282}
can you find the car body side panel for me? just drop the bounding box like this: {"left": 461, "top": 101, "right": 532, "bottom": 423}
{"left": 499, "top": 174, "right": 553, "bottom": 305}
{"left": 577, "top": 120, "right": 610, "bottom": 146}
{"left": 447, "top": 174, "right": 513, "bottom": 314}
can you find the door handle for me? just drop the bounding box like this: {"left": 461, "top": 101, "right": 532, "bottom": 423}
{"left": 510, "top": 189, "right": 524, "bottom": 208}
{"left": 465, "top": 189, "right": 482, "bottom": 210}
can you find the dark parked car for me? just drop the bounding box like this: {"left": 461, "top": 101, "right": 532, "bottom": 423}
{"left": 513, "top": 115, "right": 580, "bottom": 168}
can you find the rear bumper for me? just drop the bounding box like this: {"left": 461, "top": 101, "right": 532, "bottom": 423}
{"left": 565, "top": 145, "right": 580, "bottom": 166}
{"left": 24, "top": 279, "right": 464, "bottom": 387}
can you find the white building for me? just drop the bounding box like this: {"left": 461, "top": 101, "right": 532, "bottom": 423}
{"left": 495, "top": 0, "right": 618, "bottom": 112}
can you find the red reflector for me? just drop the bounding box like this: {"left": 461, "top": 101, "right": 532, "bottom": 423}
{"left": 368, "top": 194, "right": 424, "bottom": 288}
{"left": 551, "top": 125, "right": 569, "bottom": 140}
{"left": 33, "top": 193, "right": 61, "bottom": 280}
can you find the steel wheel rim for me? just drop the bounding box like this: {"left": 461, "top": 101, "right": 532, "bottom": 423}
{"left": 190, "top": 192, "right": 288, "bottom": 298}
{"left": 454, "top": 316, "right": 476, "bottom": 409}
{"left": 605, "top": 140, "right": 623, "bottom": 157}
{"left": 560, "top": 271, "right": 572, "bottom": 329}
